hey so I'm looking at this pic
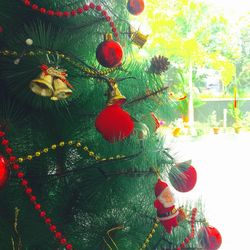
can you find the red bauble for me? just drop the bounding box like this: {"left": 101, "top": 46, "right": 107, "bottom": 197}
{"left": 198, "top": 226, "right": 222, "bottom": 250}
{"left": 127, "top": 0, "right": 145, "bottom": 15}
{"left": 95, "top": 105, "right": 134, "bottom": 143}
{"left": 169, "top": 163, "right": 197, "bottom": 192}
{"left": 0, "top": 156, "right": 9, "bottom": 190}
{"left": 96, "top": 37, "right": 123, "bottom": 68}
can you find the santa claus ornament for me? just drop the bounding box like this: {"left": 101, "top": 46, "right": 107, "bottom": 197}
{"left": 154, "top": 179, "right": 179, "bottom": 233}
{"left": 96, "top": 34, "right": 123, "bottom": 68}
{"left": 169, "top": 163, "right": 197, "bottom": 192}
{"left": 198, "top": 225, "right": 222, "bottom": 250}
{"left": 0, "top": 155, "right": 9, "bottom": 190}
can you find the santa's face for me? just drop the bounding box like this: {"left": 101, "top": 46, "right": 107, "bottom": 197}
{"left": 158, "top": 187, "right": 175, "bottom": 208}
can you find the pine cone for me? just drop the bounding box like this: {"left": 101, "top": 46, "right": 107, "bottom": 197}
{"left": 150, "top": 55, "right": 170, "bottom": 75}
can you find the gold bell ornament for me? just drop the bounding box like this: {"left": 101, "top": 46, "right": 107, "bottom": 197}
{"left": 106, "top": 79, "right": 126, "bottom": 106}
{"left": 30, "top": 71, "right": 54, "bottom": 97}
{"left": 30, "top": 64, "right": 73, "bottom": 101}
{"left": 50, "top": 78, "right": 73, "bottom": 101}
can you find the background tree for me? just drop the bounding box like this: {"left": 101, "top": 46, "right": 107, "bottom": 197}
{"left": 137, "top": 0, "right": 237, "bottom": 132}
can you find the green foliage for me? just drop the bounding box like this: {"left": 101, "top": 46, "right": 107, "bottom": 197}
{"left": 0, "top": 0, "right": 209, "bottom": 249}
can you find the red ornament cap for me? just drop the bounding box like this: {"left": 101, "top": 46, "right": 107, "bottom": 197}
{"left": 0, "top": 156, "right": 9, "bottom": 190}
{"left": 154, "top": 179, "right": 168, "bottom": 197}
{"left": 96, "top": 34, "right": 123, "bottom": 68}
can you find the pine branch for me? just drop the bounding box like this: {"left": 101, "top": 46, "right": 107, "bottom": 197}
{"left": 125, "top": 85, "right": 169, "bottom": 106}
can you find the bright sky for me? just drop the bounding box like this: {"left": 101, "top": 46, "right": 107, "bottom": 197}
{"left": 203, "top": 0, "right": 250, "bottom": 17}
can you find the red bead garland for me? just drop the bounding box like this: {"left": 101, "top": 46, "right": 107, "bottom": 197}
{"left": 176, "top": 208, "right": 197, "bottom": 250}
{"left": 0, "top": 130, "right": 73, "bottom": 249}
{"left": 22, "top": 1, "right": 119, "bottom": 39}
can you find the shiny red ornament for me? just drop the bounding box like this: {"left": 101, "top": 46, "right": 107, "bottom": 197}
{"left": 169, "top": 163, "right": 197, "bottom": 192}
{"left": 198, "top": 225, "right": 222, "bottom": 250}
{"left": 127, "top": 0, "right": 145, "bottom": 15}
{"left": 95, "top": 105, "right": 134, "bottom": 143}
{"left": 0, "top": 156, "right": 9, "bottom": 190}
{"left": 96, "top": 35, "right": 123, "bottom": 68}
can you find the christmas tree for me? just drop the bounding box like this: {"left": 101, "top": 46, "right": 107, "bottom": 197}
{"left": 0, "top": 0, "right": 221, "bottom": 249}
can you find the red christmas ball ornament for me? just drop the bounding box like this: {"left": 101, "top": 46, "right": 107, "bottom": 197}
{"left": 198, "top": 225, "right": 222, "bottom": 250}
{"left": 96, "top": 34, "right": 123, "bottom": 68}
{"left": 0, "top": 156, "right": 9, "bottom": 190}
{"left": 127, "top": 0, "right": 145, "bottom": 15}
{"left": 95, "top": 105, "right": 134, "bottom": 143}
{"left": 169, "top": 163, "right": 197, "bottom": 192}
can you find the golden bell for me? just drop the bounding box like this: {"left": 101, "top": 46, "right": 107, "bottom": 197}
{"left": 131, "top": 30, "right": 148, "bottom": 48}
{"left": 107, "top": 83, "right": 126, "bottom": 106}
{"left": 30, "top": 72, "right": 54, "bottom": 97}
{"left": 50, "top": 78, "right": 72, "bottom": 101}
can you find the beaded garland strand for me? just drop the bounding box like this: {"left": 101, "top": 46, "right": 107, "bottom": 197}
{"left": 22, "top": 1, "right": 120, "bottom": 40}
{"left": 0, "top": 131, "right": 73, "bottom": 250}
{"left": 176, "top": 208, "right": 197, "bottom": 250}
{"left": 0, "top": 50, "right": 116, "bottom": 77}
{"left": 139, "top": 218, "right": 160, "bottom": 250}
{"left": 17, "top": 140, "right": 126, "bottom": 164}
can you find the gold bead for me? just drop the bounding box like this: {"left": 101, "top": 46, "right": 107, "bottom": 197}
{"left": 145, "top": 239, "right": 149, "bottom": 244}
{"left": 29, "top": 51, "right": 35, "bottom": 56}
{"left": 76, "top": 142, "right": 81, "bottom": 147}
{"left": 151, "top": 229, "right": 155, "bottom": 234}
{"left": 51, "top": 144, "right": 57, "bottom": 150}
{"left": 116, "top": 155, "right": 121, "bottom": 159}
{"left": 148, "top": 233, "right": 153, "bottom": 239}
{"left": 83, "top": 146, "right": 88, "bottom": 151}
{"left": 27, "top": 155, "right": 33, "bottom": 160}
{"left": 18, "top": 158, "right": 24, "bottom": 163}
{"left": 109, "top": 157, "right": 114, "bottom": 160}
{"left": 68, "top": 140, "right": 73, "bottom": 145}
{"left": 37, "top": 50, "right": 43, "bottom": 55}
{"left": 101, "top": 158, "right": 106, "bottom": 161}
{"left": 89, "top": 151, "right": 94, "bottom": 156}
{"left": 60, "top": 54, "right": 65, "bottom": 58}
{"left": 59, "top": 141, "right": 65, "bottom": 147}
{"left": 95, "top": 156, "right": 101, "bottom": 161}
{"left": 43, "top": 148, "right": 49, "bottom": 153}
{"left": 142, "top": 244, "right": 147, "bottom": 249}
{"left": 47, "top": 50, "right": 52, "bottom": 54}
{"left": 35, "top": 152, "right": 41, "bottom": 157}
{"left": 154, "top": 223, "right": 159, "bottom": 228}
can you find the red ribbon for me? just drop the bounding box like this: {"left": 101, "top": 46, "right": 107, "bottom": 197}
{"left": 40, "top": 64, "right": 73, "bottom": 89}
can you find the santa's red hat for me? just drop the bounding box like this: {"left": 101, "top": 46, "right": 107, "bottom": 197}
{"left": 155, "top": 179, "right": 168, "bottom": 197}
